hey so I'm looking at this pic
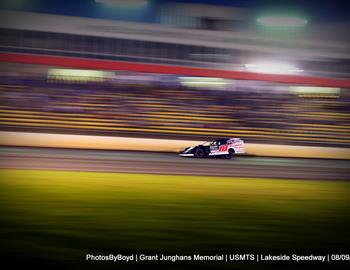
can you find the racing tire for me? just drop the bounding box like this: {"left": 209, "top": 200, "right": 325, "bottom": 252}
{"left": 223, "top": 149, "right": 234, "bottom": 159}
{"left": 194, "top": 148, "right": 205, "bottom": 158}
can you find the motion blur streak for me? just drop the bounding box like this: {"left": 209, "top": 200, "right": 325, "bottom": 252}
{"left": 1, "top": 169, "right": 350, "bottom": 269}
{"left": 1, "top": 147, "right": 349, "bottom": 180}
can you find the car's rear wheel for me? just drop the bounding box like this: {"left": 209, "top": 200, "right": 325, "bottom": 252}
{"left": 194, "top": 148, "right": 205, "bottom": 158}
{"left": 223, "top": 149, "right": 234, "bottom": 159}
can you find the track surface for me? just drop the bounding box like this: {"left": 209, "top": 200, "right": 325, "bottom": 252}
{"left": 0, "top": 147, "right": 349, "bottom": 180}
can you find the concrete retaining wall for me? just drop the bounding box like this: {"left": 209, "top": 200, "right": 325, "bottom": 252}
{"left": 1, "top": 131, "right": 349, "bottom": 159}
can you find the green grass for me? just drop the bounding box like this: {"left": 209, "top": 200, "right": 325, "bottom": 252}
{"left": 0, "top": 169, "right": 349, "bottom": 269}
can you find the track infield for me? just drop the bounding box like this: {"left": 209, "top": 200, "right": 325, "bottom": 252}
{"left": 1, "top": 169, "right": 350, "bottom": 269}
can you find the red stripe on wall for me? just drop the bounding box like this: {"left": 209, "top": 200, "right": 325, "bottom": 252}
{"left": 1, "top": 52, "right": 350, "bottom": 88}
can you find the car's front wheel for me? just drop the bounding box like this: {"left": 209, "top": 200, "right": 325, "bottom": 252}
{"left": 194, "top": 148, "right": 205, "bottom": 158}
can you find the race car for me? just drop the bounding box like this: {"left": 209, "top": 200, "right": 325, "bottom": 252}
{"left": 179, "top": 138, "right": 244, "bottom": 159}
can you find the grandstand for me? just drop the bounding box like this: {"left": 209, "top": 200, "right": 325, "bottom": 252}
{"left": 1, "top": 72, "right": 349, "bottom": 147}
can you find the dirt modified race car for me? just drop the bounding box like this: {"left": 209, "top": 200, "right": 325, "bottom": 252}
{"left": 179, "top": 138, "right": 245, "bottom": 159}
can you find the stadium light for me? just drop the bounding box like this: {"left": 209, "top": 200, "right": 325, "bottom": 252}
{"left": 290, "top": 86, "right": 340, "bottom": 96}
{"left": 179, "top": 77, "right": 232, "bottom": 89}
{"left": 48, "top": 69, "right": 114, "bottom": 82}
{"left": 245, "top": 62, "right": 303, "bottom": 74}
{"left": 256, "top": 15, "right": 307, "bottom": 27}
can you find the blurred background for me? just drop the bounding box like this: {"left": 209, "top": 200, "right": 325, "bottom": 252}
{"left": 1, "top": 0, "right": 350, "bottom": 269}
{"left": 0, "top": 0, "right": 349, "bottom": 146}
